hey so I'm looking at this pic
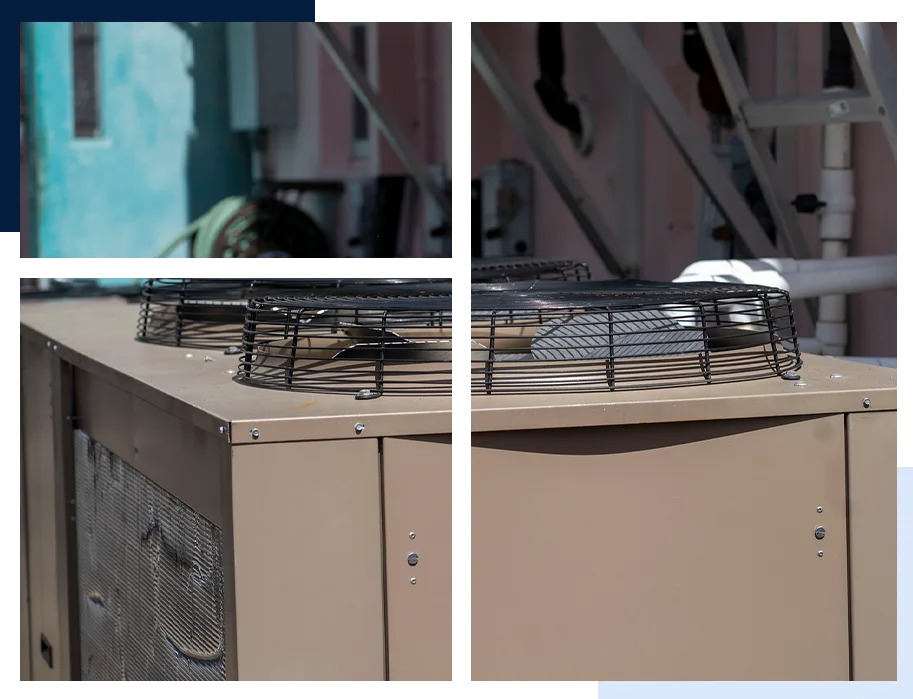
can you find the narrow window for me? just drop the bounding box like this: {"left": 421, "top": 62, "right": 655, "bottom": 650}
{"left": 350, "top": 23, "right": 369, "bottom": 157}
{"left": 72, "top": 22, "right": 101, "bottom": 138}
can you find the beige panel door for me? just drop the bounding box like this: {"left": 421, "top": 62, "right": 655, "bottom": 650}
{"left": 21, "top": 428, "right": 31, "bottom": 681}
{"left": 472, "top": 416, "right": 849, "bottom": 680}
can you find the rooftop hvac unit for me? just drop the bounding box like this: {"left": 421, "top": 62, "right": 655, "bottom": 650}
{"left": 470, "top": 258, "right": 591, "bottom": 283}
{"left": 18, "top": 280, "right": 898, "bottom": 687}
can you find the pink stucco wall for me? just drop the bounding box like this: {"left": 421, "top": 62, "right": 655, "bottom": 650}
{"left": 472, "top": 22, "right": 896, "bottom": 357}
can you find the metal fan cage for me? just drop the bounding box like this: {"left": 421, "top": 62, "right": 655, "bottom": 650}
{"left": 471, "top": 280, "right": 801, "bottom": 395}
{"left": 136, "top": 278, "right": 436, "bottom": 350}
{"left": 471, "top": 258, "right": 591, "bottom": 283}
{"left": 136, "top": 279, "right": 348, "bottom": 350}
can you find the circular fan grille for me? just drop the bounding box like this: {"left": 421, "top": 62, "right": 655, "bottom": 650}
{"left": 471, "top": 258, "right": 591, "bottom": 282}
{"left": 136, "top": 279, "right": 437, "bottom": 350}
{"left": 136, "top": 279, "right": 356, "bottom": 350}
{"left": 471, "top": 280, "right": 801, "bottom": 395}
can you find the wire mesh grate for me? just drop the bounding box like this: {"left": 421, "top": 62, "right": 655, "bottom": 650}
{"left": 135, "top": 278, "right": 440, "bottom": 350}
{"left": 236, "top": 281, "right": 801, "bottom": 397}
{"left": 74, "top": 430, "right": 226, "bottom": 681}
{"left": 471, "top": 257, "right": 591, "bottom": 282}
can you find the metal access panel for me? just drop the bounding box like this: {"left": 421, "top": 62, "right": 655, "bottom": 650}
{"left": 472, "top": 416, "right": 851, "bottom": 681}
{"left": 480, "top": 159, "right": 533, "bottom": 259}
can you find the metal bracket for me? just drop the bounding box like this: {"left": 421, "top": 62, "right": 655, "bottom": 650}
{"left": 743, "top": 90, "right": 877, "bottom": 129}
{"left": 310, "top": 23, "right": 451, "bottom": 223}
{"left": 595, "top": 22, "right": 777, "bottom": 261}
{"left": 471, "top": 24, "right": 628, "bottom": 278}
{"left": 696, "top": 22, "right": 810, "bottom": 260}
{"left": 842, "top": 22, "right": 896, "bottom": 159}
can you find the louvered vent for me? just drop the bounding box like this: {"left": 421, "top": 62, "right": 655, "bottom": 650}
{"left": 74, "top": 430, "right": 226, "bottom": 681}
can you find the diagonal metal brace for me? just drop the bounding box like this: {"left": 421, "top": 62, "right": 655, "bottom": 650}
{"left": 311, "top": 22, "right": 451, "bottom": 222}
{"left": 471, "top": 24, "right": 628, "bottom": 278}
{"left": 841, "top": 22, "right": 896, "bottom": 160}
{"left": 595, "top": 22, "right": 777, "bottom": 261}
{"left": 696, "top": 22, "right": 810, "bottom": 260}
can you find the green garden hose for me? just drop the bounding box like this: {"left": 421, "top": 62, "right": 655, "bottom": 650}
{"left": 155, "top": 196, "right": 332, "bottom": 259}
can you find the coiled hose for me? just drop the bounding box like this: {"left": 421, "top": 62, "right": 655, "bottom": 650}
{"left": 155, "top": 196, "right": 332, "bottom": 258}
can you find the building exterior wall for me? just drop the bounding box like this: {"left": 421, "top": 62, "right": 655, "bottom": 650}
{"left": 471, "top": 22, "right": 896, "bottom": 357}
{"left": 26, "top": 22, "right": 251, "bottom": 258}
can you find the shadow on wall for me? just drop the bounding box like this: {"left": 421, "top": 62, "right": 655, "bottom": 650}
{"left": 171, "top": 22, "right": 251, "bottom": 238}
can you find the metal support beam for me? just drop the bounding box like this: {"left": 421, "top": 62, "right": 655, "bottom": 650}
{"left": 842, "top": 22, "right": 897, "bottom": 159}
{"left": 617, "top": 23, "right": 645, "bottom": 278}
{"left": 743, "top": 90, "right": 878, "bottom": 129}
{"left": 595, "top": 22, "right": 777, "bottom": 261}
{"left": 697, "top": 22, "right": 811, "bottom": 260}
{"left": 774, "top": 23, "right": 798, "bottom": 214}
{"left": 471, "top": 24, "right": 627, "bottom": 277}
{"left": 310, "top": 22, "right": 451, "bottom": 222}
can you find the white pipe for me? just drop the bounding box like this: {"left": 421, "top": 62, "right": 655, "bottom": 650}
{"left": 817, "top": 87, "right": 855, "bottom": 355}
{"left": 679, "top": 255, "right": 894, "bottom": 277}
{"left": 674, "top": 256, "right": 896, "bottom": 299}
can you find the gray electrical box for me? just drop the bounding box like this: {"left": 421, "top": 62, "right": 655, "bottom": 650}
{"left": 480, "top": 159, "right": 533, "bottom": 259}
{"left": 227, "top": 22, "right": 299, "bottom": 131}
{"left": 347, "top": 182, "right": 367, "bottom": 258}
{"left": 424, "top": 164, "right": 452, "bottom": 257}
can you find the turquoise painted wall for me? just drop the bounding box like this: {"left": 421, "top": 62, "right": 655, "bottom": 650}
{"left": 28, "top": 22, "right": 251, "bottom": 258}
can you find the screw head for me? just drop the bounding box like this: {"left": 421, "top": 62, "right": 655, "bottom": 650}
{"left": 409, "top": 532, "right": 415, "bottom": 540}
{"left": 46, "top": 340, "right": 52, "bottom": 348}
{"left": 862, "top": 397, "right": 871, "bottom": 409}
{"left": 356, "top": 389, "right": 382, "bottom": 400}
{"left": 829, "top": 373, "right": 842, "bottom": 379}
{"left": 52, "top": 344, "right": 58, "bottom": 352}
{"left": 224, "top": 346, "right": 242, "bottom": 355}
{"left": 203, "top": 355, "right": 215, "bottom": 362}
{"left": 250, "top": 428, "right": 260, "bottom": 440}
{"left": 219, "top": 425, "right": 227, "bottom": 435}
{"left": 784, "top": 370, "right": 800, "bottom": 381}
{"left": 818, "top": 550, "right": 824, "bottom": 558}
{"left": 410, "top": 578, "right": 417, "bottom": 585}
{"left": 793, "top": 381, "right": 808, "bottom": 387}
{"left": 817, "top": 506, "right": 823, "bottom": 513}
{"left": 407, "top": 552, "right": 419, "bottom": 567}
{"left": 354, "top": 423, "right": 366, "bottom": 434}
{"left": 815, "top": 526, "right": 826, "bottom": 540}
{"left": 184, "top": 353, "right": 194, "bottom": 359}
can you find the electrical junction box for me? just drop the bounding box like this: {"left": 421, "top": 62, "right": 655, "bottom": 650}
{"left": 227, "top": 22, "right": 299, "bottom": 131}
{"left": 480, "top": 159, "right": 533, "bottom": 259}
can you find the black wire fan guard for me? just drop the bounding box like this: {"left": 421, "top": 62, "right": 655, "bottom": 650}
{"left": 235, "top": 281, "right": 801, "bottom": 398}
{"left": 135, "top": 278, "right": 436, "bottom": 350}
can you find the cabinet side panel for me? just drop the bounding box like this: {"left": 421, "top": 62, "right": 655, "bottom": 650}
{"left": 846, "top": 411, "right": 897, "bottom": 680}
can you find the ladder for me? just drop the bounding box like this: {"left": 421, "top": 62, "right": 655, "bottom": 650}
{"left": 472, "top": 22, "right": 896, "bottom": 273}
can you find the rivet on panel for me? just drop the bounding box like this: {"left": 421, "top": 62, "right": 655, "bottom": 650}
{"left": 817, "top": 506, "right": 823, "bottom": 513}
{"left": 862, "top": 397, "right": 871, "bottom": 409}
{"left": 409, "top": 532, "right": 416, "bottom": 540}
{"left": 354, "top": 423, "right": 366, "bottom": 434}
{"left": 817, "top": 550, "right": 824, "bottom": 558}
{"left": 410, "top": 578, "right": 417, "bottom": 585}
{"left": 250, "top": 428, "right": 260, "bottom": 440}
